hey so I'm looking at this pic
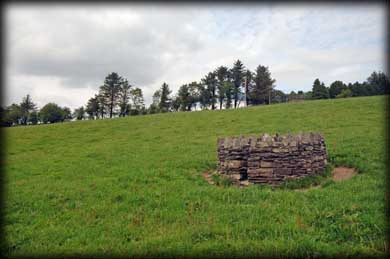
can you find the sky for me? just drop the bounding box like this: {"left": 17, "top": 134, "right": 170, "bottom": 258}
{"left": 4, "top": 3, "right": 386, "bottom": 109}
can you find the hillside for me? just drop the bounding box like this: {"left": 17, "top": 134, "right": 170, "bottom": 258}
{"left": 3, "top": 96, "right": 387, "bottom": 257}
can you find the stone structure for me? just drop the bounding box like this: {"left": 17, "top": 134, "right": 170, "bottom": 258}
{"left": 217, "top": 132, "right": 327, "bottom": 185}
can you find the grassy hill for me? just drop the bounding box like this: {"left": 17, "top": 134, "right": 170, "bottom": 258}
{"left": 2, "top": 96, "right": 387, "bottom": 257}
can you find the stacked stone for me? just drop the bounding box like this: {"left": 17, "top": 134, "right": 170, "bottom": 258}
{"left": 217, "top": 136, "right": 251, "bottom": 182}
{"left": 247, "top": 132, "right": 327, "bottom": 185}
{"left": 217, "top": 132, "right": 327, "bottom": 186}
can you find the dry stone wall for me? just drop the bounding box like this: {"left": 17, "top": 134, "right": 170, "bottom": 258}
{"left": 217, "top": 132, "right": 327, "bottom": 185}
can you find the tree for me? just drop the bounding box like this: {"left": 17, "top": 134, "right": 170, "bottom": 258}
{"left": 177, "top": 84, "right": 192, "bottom": 111}
{"left": 170, "top": 95, "right": 181, "bottom": 112}
{"left": 249, "top": 65, "right": 275, "bottom": 105}
{"left": 312, "top": 79, "right": 329, "bottom": 99}
{"left": 28, "top": 111, "right": 39, "bottom": 125}
{"left": 271, "top": 89, "right": 287, "bottom": 103}
{"left": 187, "top": 81, "right": 200, "bottom": 111}
{"left": 231, "top": 60, "right": 245, "bottom": 108}
{"left": 158, "top": 82, "right": 171, "bottom": 113}
{"left": 99, "top": 72, "right": 122, "bottom": 118}
{"left": 118, "top": 79, "right": 132, "bottom": 117}
{"left": 224, "top": 70, "right": 234, "bottom": 109}
{"left": 62, "top": 107, "right": 72, "bottom": 121}
{"left": 197, "top": 83, "right": 211, "bottom": 110}
{"left": 304, "top": 91, "right": 313, "bottom": 100}
{"left": 85, "top": 95, "right": 100, "bottom": 119}
{"left": 20, "top": 94, "right": 36, "bottom": 125}
{"left": 329, "top": 80, "right": 346, "bottom": 98}
{"left": 349, "top": 81, "right": 366, "bottom": 97}
{"left": 201, "top": 72, "right": 218, "bottom": 110}
{"left": 0, "top": 106, "right": 10, "bottom": 127}
{"left": 96, "top": 94, "right": 106, "bottom": 119}
{"left": 129, "top": 87, "right": 145, "bottom": 115}
{"left": 366, "top": 71, "right": 389, "bottom": 95}
{"left": 73, "top": 106, "right": 85, "bottom": 120}
{"left": 2, "top": 104, "right": 22, "bottom": 126}
{"left": 216, "top": 66, "right": 229, "bottom": 109}
{"left": 336, "top": 88, "right": 353, "bottom": 98}
{"left": 149, "top": 89, "right": 161, "bottom": 114}
{"left": 39, "top": 103, "right": 65, "bottom": 124}
{"left": 244, "top": 69, "right": 253, "bottom": 106}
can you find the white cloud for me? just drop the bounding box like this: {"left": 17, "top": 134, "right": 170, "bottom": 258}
{"left": 4, "top": 3, "right": 386, "bottom": 108}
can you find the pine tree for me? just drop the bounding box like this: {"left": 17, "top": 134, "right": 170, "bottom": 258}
{"left": 329, "top": 80, "right": 346, "bottom": 98}
{"left": 216, "top": 66, "right": 229, "bottom": 109}
{"left": 231, "top": 60, "right": 245, "bottom": 108}
{"left": 366, "top": 71, "right": 390, "bottom": 95}
{"left": 20, "top": 94, "right": 36, "bottom": 125}
{"left": 224, "top": 69, "right": 234, "bottom": 109}
{"left": 312, "top": 79, "right": 329, "bottom": 99}
{"left": 96, "top": 94, "right": 106, "bottom": 119}
{"left": 197, "top": 83, "right": 211, "bottom": 110}
{"left": 118, "top": 79, "right": 132, "bottom": 117}
{"left": 159, "top": 82, "right": 171, "bottom": 113}
{"left": 177, "top": 84, "right": 191, "bottom": 111}
{"left": 99, "top": 72, "right": 122, "bottom": 118}
{"left": 244, "top": 69, "right": 253, "bottom": 106}
{"left": 249, "top": 65, "right": 275, "bottom": 105}
{"left": 201, "top": 72, "right": 218, "bottom": 110}
{"left": 86, "top": 95, "right": 100, "bottom": 119}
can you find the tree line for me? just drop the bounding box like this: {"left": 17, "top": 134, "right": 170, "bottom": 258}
{"left": 1, "top": 59, "right": 388, "bottom": 127}
{"left": 149, "top": 60, "right": 278, "bottom": 113}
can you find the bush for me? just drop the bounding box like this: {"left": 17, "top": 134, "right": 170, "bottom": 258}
{"left": 336, "top": 88, "right": 353, "bottom": 98}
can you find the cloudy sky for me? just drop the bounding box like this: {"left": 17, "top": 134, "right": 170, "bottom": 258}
{"left": 4, "top": 3, "right": 386, "bottom": 109}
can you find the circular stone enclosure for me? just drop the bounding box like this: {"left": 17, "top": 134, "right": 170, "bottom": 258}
{"left": 217, "top": 132, "right": 327, "bottom": 185}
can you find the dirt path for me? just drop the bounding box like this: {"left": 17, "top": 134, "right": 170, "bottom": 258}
{"left": 332, "top": 167, "right": 357, "bottom": 181}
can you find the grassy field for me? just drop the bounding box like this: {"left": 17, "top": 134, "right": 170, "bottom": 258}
{"left": 2, "top": 96, "right": 387, "bottom": 257}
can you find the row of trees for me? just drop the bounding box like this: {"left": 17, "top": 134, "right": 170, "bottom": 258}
{"left": 82, "top": 72, "right": 146, "bottom": 120}
{"left": 288, "top": 71, "right": 389, "bottom": 102}
{"left": 0, "top": 96, "right": 73, "bottom": 127}
{"left": 149, "top": 60, "right": 277, "bottom": 113}
{"left": 1, "top": 62, "right": 388, "bottom": 127}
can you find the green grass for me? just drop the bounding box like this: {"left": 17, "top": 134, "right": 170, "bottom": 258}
{"left": 2, "top": 96, "right": 387, "bottom": 257}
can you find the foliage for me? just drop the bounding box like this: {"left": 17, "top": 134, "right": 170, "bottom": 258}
{"left": 231, "top": 60, "right": 245, "bottom": 108}
{"left": 85, "top": 95, "right": 100, "bottom": 120}
{"left": 28, "top": 111, "right": 39, "bottom": 125}
{"left": 366, "top": 71, "right": 389, "bottom": 95}
{"left": 129, "top": 87, "right": 145, "bottom": 114}
{"left": 329, "top": 81, "right": 346, "bottom": 99}
{"left": 215, "top": 66, "right": 229, "bottom": 109}
{"left": 177, "top": 84, "right": 191, "bottom": 111}
{"left": 201, "top": 72, "right": 218, "bottom": 110}
{"left": 73, "top": 106, "right": 85, "bottom": 120}
{"left": 312, "top": 79, "right": 329, "bottom": 99}
{"left": 2, "top": 104, "right": 22, "bottom": 126}
{"left": 38, "top": 103, "right": 66, "bottom": 124}
{"left": 62, "top": 107, "right": 73, "bottom": 121}
{"left": 243, "top": 69, "right": 253, "bottom": 106}
{"left": 336, "top": 88, "right": 353, "bottom": 98}
{"left": 19, "top": 94, "right": 37, "bottom": 125}
{"left": 271, "top": 89, "right": 287, "bottom": 103}
{"left": 118, "top": 79, "right": 132, "bottom": 117}
{"left": 211, "top": 173, "right": 233, "bottom": 187}
{"left": 249, "top": 65, "right": 276, "bottom": 105}
{"left": 159, "top": 82, "right": 172, "bottom": 113}
{"left": 99, "top": 72, "right": 123, "bottom": 118}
